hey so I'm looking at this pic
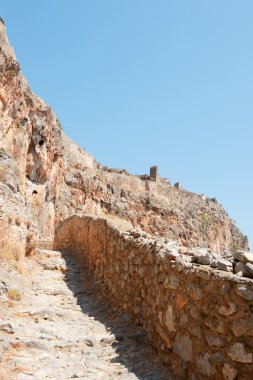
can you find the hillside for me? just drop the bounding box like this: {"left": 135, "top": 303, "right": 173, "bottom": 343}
{"left": 0, "top": 19, "right": 248, "bottom": 259}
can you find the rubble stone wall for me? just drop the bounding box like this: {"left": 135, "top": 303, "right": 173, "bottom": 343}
{"left": 54, "top": 215, "right": 253, "bottom": 380}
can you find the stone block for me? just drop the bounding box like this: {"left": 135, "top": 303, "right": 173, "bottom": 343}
{"left": 205, "top": 317, "right": 226, "bottom": 333}
{"left": 164, "top": 305, "right": 176, "bottom": 332}
{"left": 204, "top": 329, "right": 224, "bottom": 347}
{"left": 190, "top": 326, "right": 202, "bottom": 339}
{"left": 164, "top": 275, "right": 179, "bottom": 289}
{"left": 173, "top": 334, "right": 193, "bottom": 362}
{"left": 175, "top": 293, "right": 188, "bottom": 309}
{"left": 186, "top": 283, "right": 203, "bottom": 300}
{"left": 197, "top": 252, "right": 214, "bottom": 265}
{"left": 236, "top": 285, "right": 253, "bottom": 300}
{"left": 156, "top": 324, "right": 171, "bottom": 348}
{"left": 234, "top": 262, "right": 246, "bottom": 273}
{"left": 217, "top": 302, "right": 237, "bottom": 316}
{"left": 227, "top": 343, "right": 253, "bottom": 363}
{"left": 245, "top": 262, "right": 253, "bottom": 275}
{"left": 233, "top": 251, "right": 253, "bottom": 264}
{"left": 243, "top": 252, "right": 253, "bottom": 264}
{"left": 222, "top": 363, "right": 237, "bottom": 380}
{"left": 216, "top": 258, "right": 233, "bottom": 272}
{"left": 196, "top": 353, "right": 216, "bottom": 376}
{"left": 230, "top": 319, "right": 253, "bottom": 337}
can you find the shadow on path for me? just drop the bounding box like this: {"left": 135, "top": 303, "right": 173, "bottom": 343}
{"left": 62, "top": 251, "right": 173, "bottom": 380}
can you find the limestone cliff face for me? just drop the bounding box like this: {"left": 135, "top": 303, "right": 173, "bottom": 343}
{"left": 0, "top": 19, "right": 63, "bottom": 255}
{"left": 0, "top": 19, "right": 248, "bottom": 256}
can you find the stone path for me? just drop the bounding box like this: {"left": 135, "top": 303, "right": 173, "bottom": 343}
{"left": 0, "top": 250, "right": 172, "bottom": 379}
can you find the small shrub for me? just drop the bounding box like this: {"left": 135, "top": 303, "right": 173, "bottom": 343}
{"left": 198, "top": 212, "right": 209, "bottom": 233}
{"left": 56, "top": 117, "right": 62, "bottom": 130}
{"left": 0, "top": 16, "right": 5, "bottom": 25}
{"left": 231, "top": 242, "right": 242, "bottom": 252}
{"left": 145, "top": 196, "right": 152, "bottom": 209}
{"left": 8, "top": 289, "right": 21, "bottom": 301}
{"left": 20, "top": 118, "right": 28, "bottom": 127}
{"left": 5, "top": 68, "right": 19, "bottom": 79}
{"left": 115, "top": 207, "right": 124, "bottom": 215}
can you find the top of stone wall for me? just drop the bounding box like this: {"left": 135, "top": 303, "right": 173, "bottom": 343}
{"left": 56, "top": 215, "right": 253, "bottom": 289}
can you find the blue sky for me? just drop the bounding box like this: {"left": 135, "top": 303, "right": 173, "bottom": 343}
{"left": 1, "top": 1, "right": 252, "bottom": 248}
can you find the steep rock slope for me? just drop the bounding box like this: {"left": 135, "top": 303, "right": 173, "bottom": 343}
{"left": 0, "top": 19, "right": 248, "bottom": 256}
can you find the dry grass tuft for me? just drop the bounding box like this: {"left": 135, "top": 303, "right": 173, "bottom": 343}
{"left": 8, "top": 289, "right": 21, "bottom": 301}
{"left": 25, "top": 232, "right": 37, "bottom": 257}
{"left": 25, "top": 242, "right": 37, "bottom": 257}
{"left": 0, "top": 220, "right": 26, "bottom": 261}
{"left": 0, "top": 241, "right": 22, "bottom": 261}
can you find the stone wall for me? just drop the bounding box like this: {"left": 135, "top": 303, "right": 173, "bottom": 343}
{"left": 54, "top": 215, "right": 253, "bottom": 380}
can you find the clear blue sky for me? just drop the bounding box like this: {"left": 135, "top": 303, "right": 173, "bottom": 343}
{"left": 1, "top": 1, "right": 252, "bottom": 249}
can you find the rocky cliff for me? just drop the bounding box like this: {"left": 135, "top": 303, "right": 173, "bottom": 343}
{"left": 0, "top": 19, "right": 248, "bottom": 259}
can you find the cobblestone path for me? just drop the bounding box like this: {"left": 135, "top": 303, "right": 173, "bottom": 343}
{"left": 0, "top": 250, "right": 172, "bottom": 379}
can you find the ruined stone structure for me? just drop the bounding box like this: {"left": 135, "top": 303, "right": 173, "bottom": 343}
{"left": 54, "top": 215, "right": 253, "bottom": 380}
{"left": 150, "top": 165, "right": 159, "bottom": 181}
{"left": 174, "top": 182, "right": 182, "bottom": 190}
